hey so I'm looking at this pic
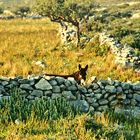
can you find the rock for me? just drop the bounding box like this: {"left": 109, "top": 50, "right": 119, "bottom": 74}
{"left": 130, "top": 99, "right": 137, "bottom": 106}
{"left": 60, "top": 84, "right": 66, "bottom": 90}
{"left": 94, "top": 88, "right": 101, "bottom": 94}
{"left": 64, "top": 80, "right": 71, "bottom": 87}
{"left": 133, "top": 82, "right": 140, "bottom": 90}
{"left": 62, "top": 91, "right": 76, "bottom": 100}
{"left": 121, "top": 82, "right": 130, "bottom": 90}
{"left": 105, "top": 85, "right": 116, "bottom": 93}
{"left": 71, "top": 100, "right": 89, "bottom": 112}
{"left": 104, "top": 92, "right": 110, "bottom": 98}
{"left": 52, "top": 93, "right": 62, "bottom": 99}
{"left": 94, "top": 93, "right": 102, "bottom": 99}
{"left": 117, "top": 94, "right": 126, "bottom": 100}
{"left": 49, "top": 80, "right": 58, "bottom": 86}
{"left": 123, "top": 99, "right": 130, "bottom": 105}
{"left": 31, "top": 90, "right": 43, "bottom": 97}
{"left": 116, "top": 86, "right": 123, "bottom": 93}
{"left": 89, "top": 106, "right": 95, "bottom": 113}
{"left": 92, "top": 83, "right": 99, "bottom": 90}
{"left": 108, "top": 95, "right": 116, "bottom": 101}
{"left": 110, "top": 100, "right": 118, "bottom": 106}
{"left": 44, "top": 90, "right": 52, "bottom": 96}
{"left": 97, "top": 105, "right": 108, "bottom": 111}
{"left": 133, "top": 94, "right": 140, "bottom": 102}
{"left": 52, "top": 86, "right": 61, "bottom": 93}
{"left": 91, "top": 102, "right": 99, "bottom": 108}
{"left": 35, "top": 78, "right": 52, "bottom": 90}
{"left": 1, "top": 81, "right": 9, "bottom": 86}
{"left": 78, "top": 86, "right": 87, "bottom": 94}
{"left": 68, "top": 85, "right": 77, "bottom": 91}
{"left": 55, "top": 77, "right": 65, "bottom": 85}
{"left": 20, "top": 84, "right": 33, "bottom": 90}
{"left": 127, "top": 93, "right": 133, "bottom": 99}
{"left": 98, "top": 99, "right": 108, "bottom": 105}
{"left": 27, "top": 95, "right": 35, "bottom": 100}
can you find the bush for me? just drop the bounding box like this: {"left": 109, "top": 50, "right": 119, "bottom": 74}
{"left": 14, "top": 6, "right": 30, "bottom": 17}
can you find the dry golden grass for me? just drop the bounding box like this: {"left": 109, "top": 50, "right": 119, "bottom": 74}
{"left": 0, "top": 18, "right": 139, "bottom": 82}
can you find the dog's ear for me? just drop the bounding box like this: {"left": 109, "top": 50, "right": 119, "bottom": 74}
{"left": 78, "top": 64, "right": 81, "bottom": 70}
{"left": 85, "top": 65, "right": 88, "bottom": 71}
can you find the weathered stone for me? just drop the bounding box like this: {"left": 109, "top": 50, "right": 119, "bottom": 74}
{"left": 1, "top": 81, "right": 9, "bottom": 86}
{"left": 133, "top": 82, "right": 140, "bottom": 90}
{"left": 84, "top": 92, "right": 94, "bottom": 97}
{"left": 68, "top": 85, "right": 77, "bottom": 91}
{"left": 89, "top": 106, "right": 95, "bottom": 113}
{"left": 55, "top": 77, "right": 65, "bottom": 85}
{"left": 108, "top": 95, "right": 116, "bottom": 101}
{"left": 27, "top": 95, "right": 35, "bottom": 100}
{"left": 133, "top": 94, "right": 140, "bottom": 102}
{"left": 91, "top": 102, "right": 99, "bottom": 108}
{"left": 62, "top": 91, "right": 76, "bottom": 100}
{"left": 35, "top": 78, "right": 52, "bottom": 90}
{"left": 44, "top": 90, "right": 52, "bottom": 96}
{"left": 116, "top": 86, "right": 123, "bottom": 93}
{"left": 123, "top": 99, "right": 130, "bottom": 105}
{"left": 31, "top": 90, "right": 43, "bottom": 97}
{"left": 49, "top": 80, "right": 58, "bottom": 86}
{"left": 92, "top": 83, "right": 99, "bottom": 90}
{"left": 130, "top": 99, "right": 137, "bottom": 106}
{"left": 117, "top": 94, "right": 126, "bottom": 100}
{"left": 104, "top": 92, "right": 110, "bottom": 98}
{"left": 105, "top": 85, "right": 116, "bottom": 93}
{"left": 127, "top": 93, "right": 133, "bottom": 99}
{"left": 60, "top": 84, "right": 66, "bottom": 90}
{"left": 52, "top": 86, "right": 61, "bottom": 93}
{"left": 94, "top": 88, "right": 101, "bottom": 94}
{"left": 64, "top": 80, "right": 71, "bottom": 87}
{"left": 78, "top": 86, "right": 87, "bottom": 94}
{"left": 86, "top": 97, "right": 96, "bottom": 104}
{"left": 97, "top": 105, "right": 108, "bottom": 111}
{"left": 107, "top": 77, "right": 115, "bottom": 85}
{"left": 110, "top": 100, "right": 118, "bottom": 106}
{"left": 71, "top": 100, "right": 89, "bottom": 112}
{"left": 87, "top": 89, "right": 93, "bottom": 93}
{"left": 94, "top": 93, "right": 102, "bottom": 99}
{"left": 20, "top": 84, "right": 33, "bottom": 90}
{"left": 52, "top": 93, "right": 62, "bottom": 99}
{"left": 98, "top": 99, "right": 108, "bottom": 105}
{"left": 67, "top": 77, "right": 77, "bottom": 84}
{"left": 121, "top": 82, "right": 130, "bottom": 90}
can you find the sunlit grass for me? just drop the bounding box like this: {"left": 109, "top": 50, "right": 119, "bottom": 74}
{"left": 0, "top": 18, "right": 139, "bottom": 82}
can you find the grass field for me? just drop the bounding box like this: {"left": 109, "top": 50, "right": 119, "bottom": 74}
{"left": 0, "top": 91, "right": 140, "bottom": 140}
{"left": 0, "top": 18, "right": 140, "bottom": 82}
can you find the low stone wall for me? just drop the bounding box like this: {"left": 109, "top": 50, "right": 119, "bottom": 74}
{"left": 99, "top": 33, "right": 140, "bottom": 72}
{"left": 0, "top": 75, "right": 140, "bottom": 114}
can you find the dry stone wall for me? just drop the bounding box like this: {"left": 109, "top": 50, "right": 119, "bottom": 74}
{"left": 1, "top": 75, "right": 140, "bottom": 114}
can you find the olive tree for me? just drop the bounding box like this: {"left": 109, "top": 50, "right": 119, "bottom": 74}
{"left": 34, "top": 0, "right": 93, "bottom": 47}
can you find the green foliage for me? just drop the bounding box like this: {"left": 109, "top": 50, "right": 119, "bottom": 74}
{"left": 0, "top": 7, "right": 3, "bottom": 14}
{"left": 0, "top": 88, "right": 80, "bottom": 123}
{"left": 14, "top": 6, "right": 30, "bottom": 17}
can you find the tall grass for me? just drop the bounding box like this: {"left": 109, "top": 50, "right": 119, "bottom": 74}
{"left": 0, "top": 19, "right": 140, "bottom": 82}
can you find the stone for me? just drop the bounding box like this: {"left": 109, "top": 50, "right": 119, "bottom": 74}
{"left": 105, "top": 85, "right": 116, "bottom": 93}
{"left": 86, "top": 97, "right": 96, "bottom": 104}
{"left": 49, "top": 80, "right": 58, "bottom": 86}
{"left": 78, "top": 86, "right": 87, "bottom": 94}
{"left": 123, "top": 99, "right": 130, "bottom": 105}
{"left": 71, "top": 100, "right": 89, "bottom": 112}
{"left": 94, "top": 93, "right": 102, "bottom": 99}
{"left": 55, "top": 77, "right": 65, "bottom": 85}
{"left": 89, "top": 106, "right": 95, "bottom": 113}
{"left": 108, "top": 95, "right": 116, "bottom": 101}
{"left": 97, "top": 105, "right": 108, "bottom": 111}
{"left": 117, "top": 94, "right": 126, "bottom": 100}
{"left": 92, "top": 83, "right": 99, "bottom": 90}
{"left": 35, "top": 78, "right": 52, "bottom": 90}
{"left": 130, "top": 99, "right": 137, "bottom": 106}
{"left": 91, "top": 102, "right": 99, "bottom": 108}
{"left": 20, "top": 84, "right": 33, "bottom": 90}
{"left": 94, "top": 88, "right": 101, "bottom": 94}
{"left": 67, "top": 77, "right": 77, "bottom": 84}
{"left": 68, "top": 85, "right": 77, "bottom": 91}
{"left": 133, "top": 82, "right": 140, "bottom": 90}
{"left": 116, "top": 86, "right": 123, "bottom": 93}
{"left": 44, "top": 90, "right": 52, "bottom": 96}
{"left": 52, "top": 93, "right": 62, "bottom": 99}
{"left": 31, "top": 90, "right": 43, "bottom": 97}
{"left": 110, "top": 100, "right": 118, "bottom": 106}
{"left": 27, "top": 95, "right": 35, "bottom": 100}
{"left": 121, "top": 82, "right": 130, "bottom": 90}
{"left": 133, "top": 94, "right": 140, "bottom": 102}
{"left": 127, "top": 93, "right": 133, "bottom": 99}
{"left": 60, "top": 84, "right": 66, "bottom": 90}
{"left": 62, "top": 91, "right": 76, "bottom": 100}
{"left": 1, "top": 81, "right": 9, "bottom": 86}
{"left": 98, "top": 99, "right": 108, "bottom": 105}
{"left": 52, "top": 86, "right": 61, "bottom": 93}
{"left": 64, "top": 80, "right": 71, "bottom": 87}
